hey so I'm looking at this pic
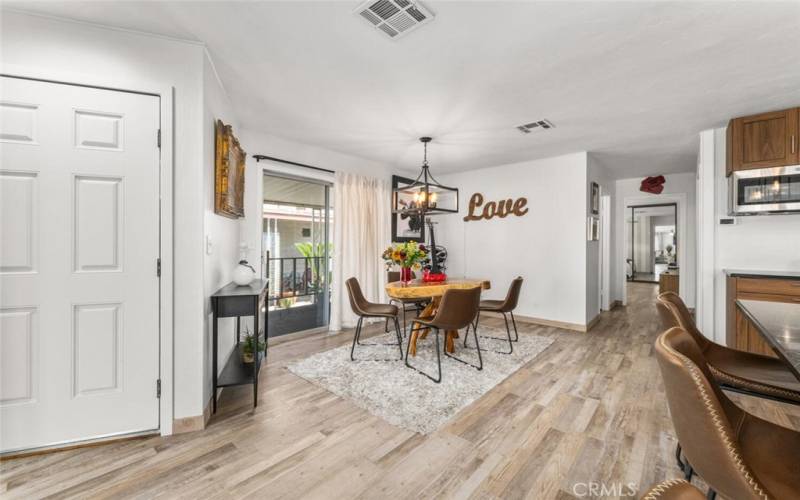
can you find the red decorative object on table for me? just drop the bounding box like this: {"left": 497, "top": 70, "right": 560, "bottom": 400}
{"left": 400, "top": 267, "right": 414, "bottom": 283}
{"left": 422, "top": 269, "right": 447, "bottom": 283}
{"left": 640, "top": 175, "right": 665, "bottom": 194}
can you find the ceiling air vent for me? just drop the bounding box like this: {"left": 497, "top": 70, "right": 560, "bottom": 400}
{"left": 354, "top": 0, "right": 434, "bottom": 40}
{"left": 516, "top": 119, "right": 555, "bottom": 134}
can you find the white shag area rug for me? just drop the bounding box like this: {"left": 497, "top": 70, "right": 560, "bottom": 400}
{"left": 287, "top": 327, "right": 554, "bottom": 434}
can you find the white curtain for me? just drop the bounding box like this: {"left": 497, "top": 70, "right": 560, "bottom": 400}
{"left": 329, "top": 172, "right": 392, "bottom": 331}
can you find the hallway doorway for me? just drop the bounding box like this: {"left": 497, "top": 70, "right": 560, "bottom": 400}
{"left": 626, "top": 203, "right": 677, "bottom": 284}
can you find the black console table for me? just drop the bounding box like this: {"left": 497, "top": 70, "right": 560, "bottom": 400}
{"left": 211, "top": 279, "right": 268, "bottom": 413}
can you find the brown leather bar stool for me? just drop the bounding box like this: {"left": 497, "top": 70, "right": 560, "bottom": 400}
{"left": 657, "top": 292, "right": 800, "bottom": 481}
{"left": 657, "top": 292, "right": 800, "bottom": 404}
{"left": 639, "top": 479, "right": 704, "bottom": 500}
{"left": 655, "top": 327, "right": 800, "bottom": 500}
{"left": 405, "top": 287, "right": 482, "bottom": 383}
{"left": 384, "top": 270, "right": 429, "bottom": 335}
{"left": 464, "top": 276, "right": 523, "bottom": 354}
{"left": 345, "top": 277, "right": 403, "bottom": 361}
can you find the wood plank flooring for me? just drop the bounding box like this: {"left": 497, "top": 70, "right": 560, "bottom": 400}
{"left": 3, "top": 282, "right": 799, "bottom": 499}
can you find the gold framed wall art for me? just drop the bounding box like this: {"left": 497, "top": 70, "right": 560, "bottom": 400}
{"left": 214, "top": 119, "right": 246, "bottom": 218}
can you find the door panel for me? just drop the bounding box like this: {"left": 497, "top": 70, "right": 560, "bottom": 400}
{"left": 0, "top": 76, "right": 160, "bottom": 452}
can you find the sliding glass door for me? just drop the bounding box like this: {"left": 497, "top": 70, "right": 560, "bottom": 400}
{"left": 262, "top": 173, "right": 332, "bottom": 337}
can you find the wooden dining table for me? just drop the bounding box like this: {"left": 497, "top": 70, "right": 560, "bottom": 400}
{"left": 385, "top": 278, "right": 490, "bottom": 356}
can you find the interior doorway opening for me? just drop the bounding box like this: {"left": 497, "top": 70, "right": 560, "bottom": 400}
{"left": 626, "top": 203, "right": 677, "bottom": 284}
{"left": 262, "top": 172, "right": 333, "bottom": 337}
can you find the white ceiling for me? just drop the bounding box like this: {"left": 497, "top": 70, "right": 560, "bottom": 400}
{"left": 7, "top": 1, "right": 800, "bottom": 178}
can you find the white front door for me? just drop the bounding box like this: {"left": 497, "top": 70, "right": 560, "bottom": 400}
{"left": 0, "top": 76, "right": 161, "bottom": 452}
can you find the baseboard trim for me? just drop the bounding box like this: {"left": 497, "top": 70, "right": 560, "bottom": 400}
{"left": 268, "top": 325, "right": 329, "bottom": 346}
{"left": 173, "top": 396, "right": 213, "bottom": 434}
{"left": 609, "top": 300, "right": 622, "bottom": 310}
{"left": 1, "top": 430, "right": 157, "bottom": 460}
{"left": 585, "top": 314, "right": 601, "bottom": 332}
{"left": 480, "top": 311, "right": 589, "bottom": 332}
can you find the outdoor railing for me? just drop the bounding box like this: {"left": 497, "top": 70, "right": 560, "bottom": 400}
{"left": 266, "top": 254, "right": 330, "bottom": 301}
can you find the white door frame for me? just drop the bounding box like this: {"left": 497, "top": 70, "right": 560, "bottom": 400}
{"left": 622, "top": 192, "right": 687, "bottom": 306}
{"left": 600, "top": 195, "right": 611, "bottom": 311}
{"left": 1, "top": 64, "right": 175, "bottom": 436}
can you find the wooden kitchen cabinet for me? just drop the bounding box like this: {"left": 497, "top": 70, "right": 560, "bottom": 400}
{"left": 726, "top": 107, "right": 799, "bottom": 176}
{"left": 726, "top": 274, "right": 800, "bottom": 357}
{"left": 658, "top": 271, "right": 679, "bottom": 295}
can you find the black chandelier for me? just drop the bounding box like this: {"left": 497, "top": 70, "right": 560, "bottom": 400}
{"left": 392, "top": 137, "right": 459, "bottom": 217}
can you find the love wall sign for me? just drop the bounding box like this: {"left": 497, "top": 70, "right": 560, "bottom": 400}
{"left": 463, "top": 193, "right": 528, "bottom": 222}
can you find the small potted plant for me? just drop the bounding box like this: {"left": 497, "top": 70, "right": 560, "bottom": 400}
{"left": 241, "top": 329, "right": 266, "bottom": 365}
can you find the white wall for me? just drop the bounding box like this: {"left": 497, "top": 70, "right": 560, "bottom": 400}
{"left": 1, "top": 12, "right": 207, "bottom": 420}
{"left": 202, "top": 55, "right": 242, "bottom": 410}
{"left": 0, "top": 12, "right": 403, "bottom": 422}
{"left": 704, "top": 127, "right": 800, "bottom": 343}
{"left": 238, "top": 128, "right": 398, "bottom": 278}
{"left": 438, "top": 152, "right": 590, "bottom": 327}
{"left": 613, "top": 172, "right": 696, "bottom": 307}
{"left": 587, "top": 155, "right": 615, "bottom": 323}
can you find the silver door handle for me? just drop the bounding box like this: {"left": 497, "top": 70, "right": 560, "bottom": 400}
{"left": 792, "top": 135, "right": 796, "bottom": 154}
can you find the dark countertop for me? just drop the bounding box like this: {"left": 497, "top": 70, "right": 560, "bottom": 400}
{"left": 736, "top": 299, "right": 800, "bottom": 381}
{"left": 724, "top": 269, "right": 800, "bottom": 280}
{"left": 211, "top": 279, "right": 269, "bottom": 297}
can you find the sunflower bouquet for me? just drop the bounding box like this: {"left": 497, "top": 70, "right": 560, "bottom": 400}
{"left": 382, "top": 241, "right": 428, "bottom": 272}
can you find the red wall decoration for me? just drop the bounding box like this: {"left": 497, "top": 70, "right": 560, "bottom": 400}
{"left": 640, "top": 175, "right": 665, "bottom": 194}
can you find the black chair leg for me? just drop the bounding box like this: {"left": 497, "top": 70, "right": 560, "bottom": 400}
{"left": 675, "top": 442, "right": 694, "bottom": 481}
{"left": 706, "top": 489, "right": 716, "bottom": 500}
{"left": 501, "top": 313, "right": 514, "bottom": 355}
{"left": 393, "top": 317, "right": 404, "bottom": 360}
{"left": 464, "top": 311, "right": 481, "bottom": 347}
{"left": 445, "top": 324, "right": 483, "bottom": 371}
{"left": 404, "top": 325, "right": 442, "bottom": 383}
{"left": 466, "top": 311, "right": 513, "bottom": 355}
{"left": 509, "top": 311, "right": 519, "bottom": 341}
{"left": 350, "top": 317, "right": 364, "bottom": 361}
{"left": 351, "top": 315, "right": 403, "bottom": 362}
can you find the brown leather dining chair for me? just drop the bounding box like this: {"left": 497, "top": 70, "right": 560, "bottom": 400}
{"left": 405, "top": 286, "right": 482, "bottom": 383}
{"left": 655, "top": 327, "right": 800, "bottom": 500}
{"left": 656, "top": 291, "right": 800, "bottom": 404}
{"left": 345, "top": 277, "right": 403, "bottom": 361}
{"left": 464, "top": 277, "right": 523, "bottom": 354}
{"left": 639, "top": 479, "right": 704, "bottom": 500}
{"left": 384, "top": 270, "right": 428, "bottom": 335}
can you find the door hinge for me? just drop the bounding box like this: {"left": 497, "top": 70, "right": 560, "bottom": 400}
{"left": 156, "top": 379, "right": 161, "bottom": 398}
{"left": 156, "top": 258, "right": 161, "bottom": 277}
{"left": 157, "top": 129, "right": 161, "bottom": 149}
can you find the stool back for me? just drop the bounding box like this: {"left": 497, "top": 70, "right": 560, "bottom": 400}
{"left": 655, "top": 328, "right": 767, "bottom": 500}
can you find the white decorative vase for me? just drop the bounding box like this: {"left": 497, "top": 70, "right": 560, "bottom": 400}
{"left": 233, "top": 260, "right": 255, "bottom": 286}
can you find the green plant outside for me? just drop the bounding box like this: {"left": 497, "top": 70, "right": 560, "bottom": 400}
{"left": 294, "top": 242, "right": 333, "bottom": 287}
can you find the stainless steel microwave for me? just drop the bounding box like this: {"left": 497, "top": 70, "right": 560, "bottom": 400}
{"left": 729, "top": 165, "right": 800, "bottom": 215}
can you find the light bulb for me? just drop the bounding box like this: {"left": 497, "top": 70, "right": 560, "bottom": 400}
{"left": 430, "top": 192, "right": 438, "bottom": 203}
{"left": 771, "top": 179, "right": 780, "bottom": 192}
